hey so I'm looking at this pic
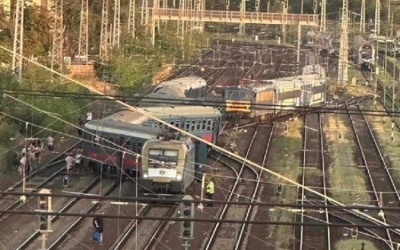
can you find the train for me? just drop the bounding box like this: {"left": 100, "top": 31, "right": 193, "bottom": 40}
{"left": 305, "top": 31, "right": 339, "bottom": 57}
{"left": 351, "top": 36, "right": 375, "bottom": 70}
{"left": 223, "top": 65, "right": 326, "bottom": 119}
{"left": 82, "top": 77, "right": 222, "bottom": 177}
{"left": 140, "top": 132, "right": 196, "bottom": 194}
{"left": 139, "top": 76, "right": 207, "bottom": 107}
{"left": 369, "top": 34, "right": 400, "bottom": 56}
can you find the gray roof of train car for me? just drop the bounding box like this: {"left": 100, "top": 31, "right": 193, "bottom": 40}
{"left": 92, "top": 106, "right": 221, "bottom": 125}
{"left": 84, "top": 120, "right": 159, "bottom": 139}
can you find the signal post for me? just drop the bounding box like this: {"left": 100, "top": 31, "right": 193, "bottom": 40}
{"left": 37, "top": 188, "right": 53, "bottom": 250}
{"left": 179, "top": 195, "right": 194, "bottom": 249}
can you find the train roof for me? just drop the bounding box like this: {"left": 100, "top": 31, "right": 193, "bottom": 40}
{"left": 156, "top": 77, "right": 207, "bottom": 90}
{"left": 84, "top": 120, "right": 159, "bottom": 139}
{"left": 140, "top": 77, "right": 207, "bottom": 107}
{"left": 93, "top": 106, "right": 222, "bottom": 125}
{"left": 272, "top": 75, "right": 325, "bottom": 89}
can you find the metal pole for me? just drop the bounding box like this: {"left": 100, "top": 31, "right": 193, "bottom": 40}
{"left": 393, "top": 48, "right": 396, "bottom": 114}
{"left": 40, "top": 232, "right": 47, "bottom": 250}
{"left": 297, "top": 24, "right": 301, "bottom": 64}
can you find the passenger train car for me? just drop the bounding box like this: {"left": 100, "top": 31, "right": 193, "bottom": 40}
{"left": 223, "top": 66, "right": 326, "bottom": 119}
{"left": 83, "top": 105, "right": 221, "bottom": 176}
{"left": 82, "top": 76, "right": 221, "bottom": 177}
{"left": 351, "top": 36, "right": 375, "bottom": 70}
{"left": 139, "top": 76, "right": 206, "bottom": 107}
{"left": 369, "top": 34, "right": 400, "bottom": 56}
{"left": 140, "top": 133, "right": 196, "bottom": 194}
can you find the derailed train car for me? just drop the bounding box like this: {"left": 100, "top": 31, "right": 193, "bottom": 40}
{"left": 223, "top": 66, "right": 326, "bottom": 119}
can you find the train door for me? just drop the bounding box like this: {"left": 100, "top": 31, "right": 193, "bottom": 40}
{"left": 301, "top": 84, "right": 313, "bottom": 106}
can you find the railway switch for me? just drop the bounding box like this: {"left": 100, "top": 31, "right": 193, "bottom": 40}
{"left": 37, "top": 188, "right": 53, "bottom": 233}
{"left": 179, "top": 195, "right": 194, "bottom": 241}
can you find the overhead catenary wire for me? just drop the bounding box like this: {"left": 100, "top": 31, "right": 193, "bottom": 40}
{"left": 4, "top": 190, "right": 400, "bottom": 212}
{"left": 0, "top": 45, "right": 397, "bottom": 231}
{"left": 0, "top": 110, "right": 393, "bottom": 202}
{"left": 2, "top": 89, "right": 400, "bottom": 117}
{"left": 0, "top": 91, "right": 400, "bottom": 206}
{"left": 0, "top": 209, "right": 400, "bottom": 228}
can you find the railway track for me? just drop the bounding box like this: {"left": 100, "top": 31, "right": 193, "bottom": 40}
{"left": 346, "top": 99, "right": 400, "bottom": 248}
{"left": 296, "top": 113, "right": 331, "bottom": 250}
{"left": 202, "top": 124, "right": 273, "bottom": 250}
{"left": 0, "top": 141, "right": 81, "bottom": 213}
{"left": 14, "top": 179, "right": 118, "bottom": 250}
{"left": 108, "top": 203, "right": 177, "bottom": 250}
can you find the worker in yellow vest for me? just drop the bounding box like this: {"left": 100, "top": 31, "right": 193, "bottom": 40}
{"left": 206, "top": 179, "right": 215, "bottom": 207}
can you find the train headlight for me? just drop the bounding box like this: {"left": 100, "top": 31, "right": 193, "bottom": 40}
{"left": 143, "top": 173, "right": 148, "bottom": 179}
{"left": 176, "top": 173, "right": 183, "bottom": 181}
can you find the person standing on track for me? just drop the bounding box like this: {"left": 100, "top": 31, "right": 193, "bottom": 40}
{"left": 86, "top": 111, "right": 93, "bottom": 123}
{"left": 92, "top": 213, "right": 104, "bottom": 244}
{"left": 205, "top": 179, "right": 215, "bottom": 207}
{"left": 78, "top": 116, "right": 84, "bottom": 136}
{"left": 47, "top": 136, "right": 54, "bottom": 152}
{"left": 65, "top": 153, "right": 74, "bottom": 176}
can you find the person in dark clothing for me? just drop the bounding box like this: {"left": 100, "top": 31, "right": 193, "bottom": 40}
{"left": 78, "top": 116, "right": 84, "bottom": 136}
{"left": 92, "top": 214, "right": 104, "bottom": 243}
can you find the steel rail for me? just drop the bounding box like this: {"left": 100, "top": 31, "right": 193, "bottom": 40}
{"left": 203, "top": 125, "right": 259, "bottom": 250}
{"left": 346, "top": 101, "right": 394, "bottom": 249}
{"left": 107, "top": 205, "right": 151, "bottom": 250}
{"left": 137, "top": 151, "right": 239, "bottom": 250}
{"left": 0, "top": 163, "right": 65, "bottom": 219}
{"left": 358, "top": 105, "right": 400, "bottom": 201}
{"left": 308, "top": 199, "right": 393, "bottom": 249}
{"left": 47, "top": 181, "right": 120, "bottom": 249}
{"left": 0, "top": 141, "right": 82, "bottom": 219}
{"left": 298, "top": 113, "right": 331, "bottom": 250}
{"left": 298, "top": 114, "right": 308, "bottom": 250}
{"left": 234, "top": 124, "right": 274, "bottom": 250}
{"left": 1, "top": 140, "right": 80, "bottom": 194}
{"left": 141, "top": 206, "right": 178, "bottom": 250}
{"left": 14, "top": 177, "right": 101, "bottom": 250}
{"left": 319, "top": 114, "right": 332, "bottom": 250}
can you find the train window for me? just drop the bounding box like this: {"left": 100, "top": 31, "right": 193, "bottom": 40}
{"left": 126, "top": 140, "right": 131, "bottom": 149}
{"left": 120, "top": 137, "right": 125, "bottom": 146}
{"left": 196, "top": 120, "right": 201, "bottom": 130}
{"left": 175, "top": 120, "right": 180, "bottom": 127}
{"left": 138, "top": 142, "right": 142, "bottom": 153}
{"left": 132, "top": 142, "right": 136, "bottom": 152}
{"left": 202, "top": 120, "right": 206, "bottom": 130}
{"left": 211, "top": 121, "right": 215, "bottom": 130}
{"left": 148, "top": 121, "right": 153, "bottom": 127}
{"left": 185, "top": 120, "right": 190, "bottom": 130}
{"left": 191, "top": 121, "right": 196, "bottom": 131}
{"left": 207, "top": 119, "right": 212, "bottom": 131}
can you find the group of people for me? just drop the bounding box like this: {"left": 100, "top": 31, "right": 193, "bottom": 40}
{"left": 17, "top": 137, "right": 55, "bottom": 175}
{"left": 65, "top": 147, "right": 83, "bottom": 176}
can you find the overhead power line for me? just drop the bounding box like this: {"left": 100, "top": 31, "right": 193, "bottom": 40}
{"left": 0, "top": 44, "right": 394, "bottom": 231}
{"left": 1, "top": 90, "right": 397, "bottom": 117}
{"left": 0, "top": 209, "right": 399, "bottom": 228}
{"left": 4, "top": 191, "right": 400, "bottom": 213}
